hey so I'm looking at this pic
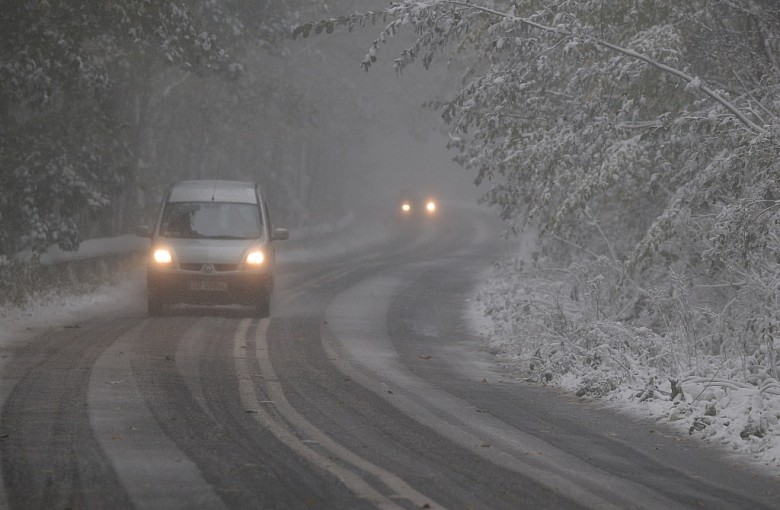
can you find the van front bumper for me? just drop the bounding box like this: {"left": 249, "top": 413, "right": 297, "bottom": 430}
{"left": 147, "top": 268, "right": 273, "bottom": 306}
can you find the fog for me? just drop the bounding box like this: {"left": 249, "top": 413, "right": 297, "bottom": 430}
{"left": 274, "top": 2, "right": 482, "bottom": 228}
{"left": 0, "top": 1, "right": 488, "bottom": 259}
{"left": 5, "top": 1, "right": 780, "bottom": 488}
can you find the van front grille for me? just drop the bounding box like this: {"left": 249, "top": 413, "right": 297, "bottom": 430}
{"left": 179, "top": 263, "right": 239, "bottom": 272}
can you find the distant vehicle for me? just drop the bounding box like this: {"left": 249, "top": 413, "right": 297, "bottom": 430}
{"left": 136, "top": 180, "right": 288, "bottom": 317}
{"left": 397, "top": 189, "right": 438, "bottom": 220}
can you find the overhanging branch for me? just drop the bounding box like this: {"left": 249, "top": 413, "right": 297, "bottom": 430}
{"left": 444, "top": 0, "right": 765, "bottom": 134}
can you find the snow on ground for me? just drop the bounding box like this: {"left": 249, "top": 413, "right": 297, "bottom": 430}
{"left": 0, "top": 273, "right": 148, "bottom": 419}
{"left": 0, "top": 273, "right": 146, "bottom": 345}
{"left": 466, "top": 258, "right": 780, "bottom": 475}
{"left": 10, "top": 211, "right": 779, "bottom": 478}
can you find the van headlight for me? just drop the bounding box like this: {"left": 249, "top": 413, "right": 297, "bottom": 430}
{"left": 245, "top": 250, "right": 265, "bottom": 265}
{"left": 153, "top": 248, "right": 173, "bottom": 264}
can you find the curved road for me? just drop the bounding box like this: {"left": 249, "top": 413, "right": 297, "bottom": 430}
{"left": 0, "top": 206, "right": 778, "bottom": 509}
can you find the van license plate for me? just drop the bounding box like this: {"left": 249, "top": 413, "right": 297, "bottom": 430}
{"left": 189, "top": 280, "right": 228, "bottom": 292}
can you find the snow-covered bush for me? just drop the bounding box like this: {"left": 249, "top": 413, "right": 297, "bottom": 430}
{"left": 0, "top": 256, "right": 37, "bottom": 305}
{"left": 473, "top": 256, "right": 780, "bottom": 466}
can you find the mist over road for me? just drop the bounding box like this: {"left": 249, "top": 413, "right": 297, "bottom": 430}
{"left": 0, "top": 206, "right": 777, "bottom": 509}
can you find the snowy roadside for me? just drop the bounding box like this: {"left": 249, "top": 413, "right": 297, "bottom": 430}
{"left": 0, "top": 276, "right": 146, "bottom": 346}
{"left": 467, "top": 258, "right": 780, "bottom": 475}
{"left": 0, "top": 212, "right": 392, "bottom": 345}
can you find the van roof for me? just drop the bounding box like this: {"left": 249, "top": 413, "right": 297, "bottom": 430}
{"left": 167, "top": 180, "right": 258, "bottom": 204}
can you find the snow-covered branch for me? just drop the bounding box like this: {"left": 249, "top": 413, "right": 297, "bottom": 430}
{"left": 443, "top": 0, "right": 764, "bottom": 133}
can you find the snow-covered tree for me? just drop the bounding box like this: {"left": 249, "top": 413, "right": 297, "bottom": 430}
{"left": 296, "top": 0, "right": 780, "bottom": 379}
{"left": 0, "top": 0, "right": 302, "bottom": 257}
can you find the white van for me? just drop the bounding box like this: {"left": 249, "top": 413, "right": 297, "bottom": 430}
{"left": 136, "top": 180, "right": 288, "bottom": 316}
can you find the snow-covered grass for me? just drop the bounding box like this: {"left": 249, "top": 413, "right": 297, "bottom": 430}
{"left": 468, "top": 257, "right": 780, "bottom": 474}
{"left": 0, "top": 274, "right": 145, "bottom": 345}
{"left": 0, "top": 234, "right": 150, "bottom": 306}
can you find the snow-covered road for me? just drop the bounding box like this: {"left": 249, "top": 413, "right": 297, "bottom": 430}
{"left": 0, "top": 206, "right": 778, "bottom": 509}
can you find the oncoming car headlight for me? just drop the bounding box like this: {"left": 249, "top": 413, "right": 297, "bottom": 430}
{"left": 153, "top": 248, "right": 173, "bottom": 264}
{"left": 246, "top": 250, "right": 265, "bottom": 265}
{"left": 425, "top": 200, "right": 437, "bottom": 213}
{"left": 401, "top": 202, "right": 411, "bottom": 213}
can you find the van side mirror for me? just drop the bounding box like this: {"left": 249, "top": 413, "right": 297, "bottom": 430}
{"left": 136, "top": 225, "right": 152, "bottom": 238}
{"left": 272, "top": 228, "right": 289, "bottom": 241}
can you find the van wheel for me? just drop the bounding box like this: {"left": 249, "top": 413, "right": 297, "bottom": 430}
{"left": 148, "top": 294, "right": 167, "bottom": 316}
{"left": 254, "top": 293, "right": 270, "bottom": 318}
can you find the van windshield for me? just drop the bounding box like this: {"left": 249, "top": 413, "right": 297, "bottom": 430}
{"left": 159, "top": 202, "right": 263, "bottom": 240}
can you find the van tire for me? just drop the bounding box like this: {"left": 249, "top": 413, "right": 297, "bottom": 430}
{"left": 254, "top": 293, "right": 270, "bottom": 318}
{"left": 148, "top": 294, "right": 166, "bottom": 316}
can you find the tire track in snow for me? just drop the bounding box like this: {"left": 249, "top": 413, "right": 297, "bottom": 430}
{"left": 235, "top": 318, "right": 441, "bottom": 509}
{"left": 88, "top": 319, "right": 227, "bottom": 509}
